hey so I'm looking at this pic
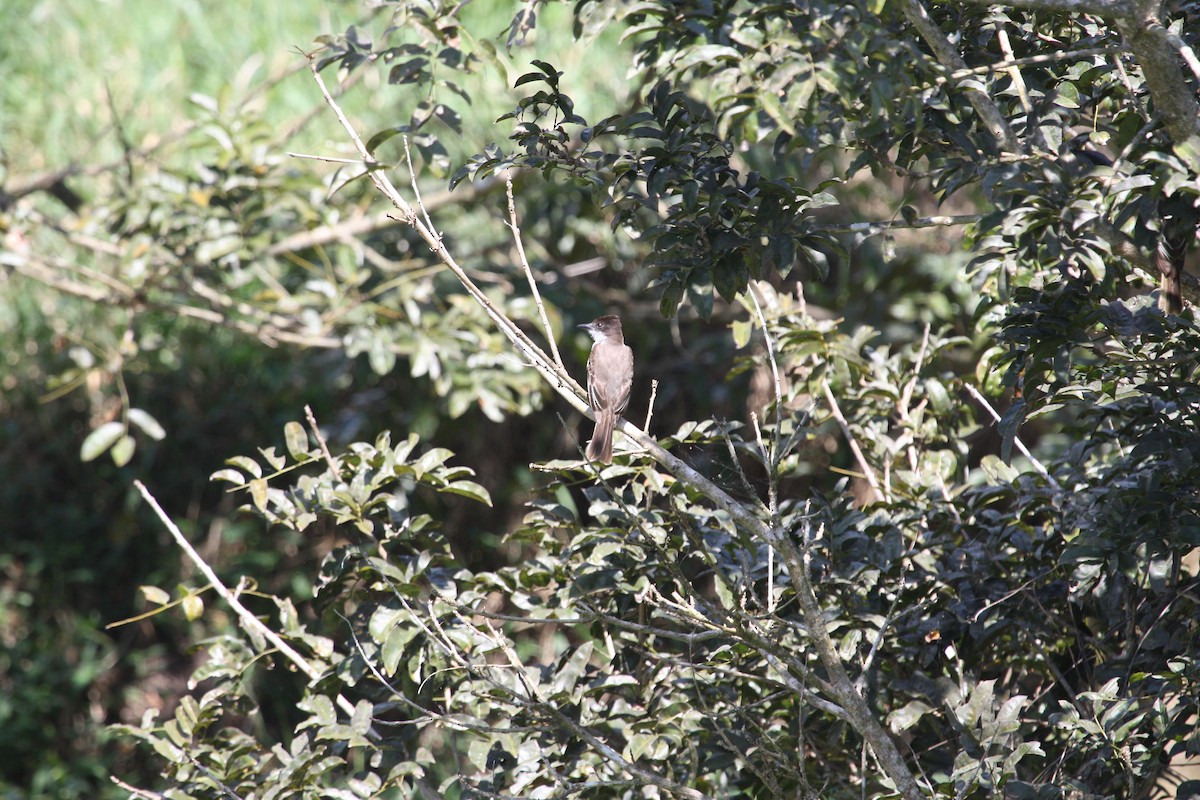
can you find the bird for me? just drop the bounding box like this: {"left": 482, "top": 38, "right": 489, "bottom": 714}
{"left": 578, "top": 315, "right": 634, "bottom": 464}
{"left": 1156, "top": 191, "right": 1196, "bottom": 315}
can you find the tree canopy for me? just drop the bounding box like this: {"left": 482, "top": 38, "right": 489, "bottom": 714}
{"left": 3, "top": 0, "right": 1199, "bottom": 798}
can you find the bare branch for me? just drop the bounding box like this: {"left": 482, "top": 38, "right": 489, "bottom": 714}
{"left": 109, "top": 777, "right": 165, "bottom": 800}
{"left": 265, "top": 177, "right": 499, "bottom": 257}
{"left": 400, "top": 135, "right": 440, "bottom": 241}
{"left": 951, "top": 0, "right": 1126, "bottom": 14}
{"left": 305, "top": 58, "right": 582, "bottom": 408}
{"left": 505, "top": 171, "right": 564, "bottom": 370}
{"left": 813, "top": 213, "right": 982, "bottom": 237}
{"left": 746, "top": 283, "right": 785, "bottom": 445}
{"left": 285, "top": 151, "right": 376, "bottom": 165}
{"left": 643, "top": 378, "right": 658, "bottom": 433}
{"left": 1114, "top": 3, "right": 1200, "bottom": 144}
{"left": 1166, "top": 30, "right": 1200, "bottom": 82}
{"left": 896, "top": 0, "right": 1020, "bottom": 153}
{"left": 944, "top": 46, "right": 1125, "bottom": 82}
{"left": 821, "top": 378, "right": 883, "bottom": 503}
{"left": 996, "top": 26, "right": 1032, "bottom": 116}
{"left": 304, "top": 405, "right": 339, "bottom": 477}
{"left": 132, "top": 480, "right": 362, "bottom": 722}
{"left": 963, "top": 383, "right": 1061, "bottom": 489}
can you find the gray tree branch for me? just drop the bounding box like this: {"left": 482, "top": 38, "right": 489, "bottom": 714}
{"left": 898, "top": 0, "right": 1020, "bottom": 153}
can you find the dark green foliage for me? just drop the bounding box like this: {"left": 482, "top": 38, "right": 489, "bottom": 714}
{"left": 6, "top": 0, "right": 1200, "bottom": 798}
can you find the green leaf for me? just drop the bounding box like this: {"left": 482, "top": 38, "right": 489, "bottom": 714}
{"left": 140, "top": 585, "right": 171, "bottom": 606}
{"left": 81, "top": 421, "right": 125, "bottom": 462}
{"left": 249, "top": 478, "right": 268, "bottom": 510}
{"left": 997, "top": 399, "right": 1026, "bottom": 464}
{"left": 382, "top": 620, "right": 418, "bottom": 676}
{"left": 127, "top": 408, "right": 166, "bottom": 440}
{"left": 351, "top": 699, "right": 373, "bottom": 736}
{"left": 284, "top": 421, "right": 309, "bottom": 459}
{"left": 443, "top": 480, "right": 492, "bottom": 506}
{"left": 515, "top": 71, "right": 548, "bottom": 88}
{"left": 732, "top": 319, "right": 753, "bottom": 348}
{"left": 1053, "top": 82, "right": 1080, "bottom": 108}
{"left": 110, "top": 434, "right": 136, "bottom": 467}
{"left": 181, "top": 594, "right": 204, "bottom": 622}
{"left": 368, "top": 335, "right": 397, "bottom": 375}
{"left": 226, "top": 456, "right": 263, "bottom": 479}
{"left": 151, "top": 736, "right": 183, "bottom": 764}
{"left": 1174, "top": 135, "right": 1200, "bottom": 171}
{"left": 210, "top": 468, "right": 246, "bottom": 485}
{"left": 413, "top": 448, "right": 453, "bottom": 477}
{"left": 889, "top": 700, "right": 934, "bottom": 733}
{"left": 660, "top": 281, "right": 685, "bottom": 317}
{"left": 756, "top": 87, "right": 797, "bottom": 136}
{"left": 366, "top": 125, "right": 411, "bottom": 153}
{"left": 175, "top": 696, "right": 198, "bottom": 736}
{"left": 551, "top": 641, "right": 593, "bottom": 697}
{"left": 979, "top": 455, "right": 1019, "bottom": 484}
{"left": 259, "top": 446, "right": 286, "bottom": 472}
{"left": 688, "top": 276, "right": 715, "bottom": 319}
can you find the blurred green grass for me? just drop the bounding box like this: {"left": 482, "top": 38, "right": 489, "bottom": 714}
{"left": 0, "top": 0, "right": 630, "bottom": 179}
{"left": 0, "top": 0, "right": 364, "bottom": 171}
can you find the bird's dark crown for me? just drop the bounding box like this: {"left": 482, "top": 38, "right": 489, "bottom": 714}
{"left": 580, "top": 314, "right": 621, "bottom": 332}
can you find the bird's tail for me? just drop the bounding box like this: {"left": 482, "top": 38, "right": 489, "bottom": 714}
{"left": 587, "top": 411, "right": 615, "bottom": 464}
{"left": 1156, "top": 193, "right": 1196, "bottom": 314}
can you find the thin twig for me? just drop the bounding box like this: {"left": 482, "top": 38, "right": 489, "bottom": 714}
{"left": 856, "top": 590, "right": 908, "bottom": 695}
{"left": 943, "top": 45, "right": 1123, "bottom": 83}
{"left": 505, "top": 171, "right": 563, "bottom": 369}
{"left": 720, "top": 423, "right": 768, "bottom": 514}
{"left": 305, "top": 58, "right": 581, "bottom": 406}
{"left": 1166, "top": 31, "right": 1200, "bottom": 82}
{"left": 820, "top": 379, "right": 883, "bottom": 503}
{"left": 746, "top": 284, "right": 784, "bottom": 448}
{"left": 812, "top": 213, "right": 982, "bottom": 237}
{"left": 265, "top": 178, "right": 499, "bottom": 257}
{"left": 643, "top": 378, "right": 658, "bottom": 433}
{"left": 750, "top": 410, "right": 777, "bottom": 613}
{"left": 286, "top": 151, "right": 378, "bottom": 165}
{"left": 896, "top": 323, "right": 932, "bottom": 474}
{"left": 109, "top": 777, "right": 165, "bottom": 800}
{"left": 304, "top": 404, "right": 339, "bottom": 477}
{"left": 337, "top": 612, "right": 445, "bottom": 726}
{"left": 401, "top": 135, "right": 439, "bottom": 241}
{"left": 746, "top": 285, "right": 784, "bottom": 611}
{"left": 963, "top": 383, "right": 1060, "bottom": 489}
{"left": 183, "top": 752, "right": 245, "bottom": 800}
{"left": 996, "top": 26, "right": 1032, "bottom": 116}
{"left": 132, "top": 480, "right": 360, "bottom": 721}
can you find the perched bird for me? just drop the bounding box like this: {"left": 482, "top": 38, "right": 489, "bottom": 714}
{"left": 1156, "top": 191, "right": 1197, "bottom": 314}
{"left": 578, "top": 315, "right": 634, "bottom": 464}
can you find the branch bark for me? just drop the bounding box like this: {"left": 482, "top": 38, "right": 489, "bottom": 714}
{"left": 1112, "top": 0, "right": 1200, "bottom": 144}
{"left": 133, "top": 481, "right": 362, "bottom": 722}
{"left": 945, "top": 0, "right": 1200, "bottom": 144}
{"left": 898, "top": 0, "right": 1020, "bottom": 153}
